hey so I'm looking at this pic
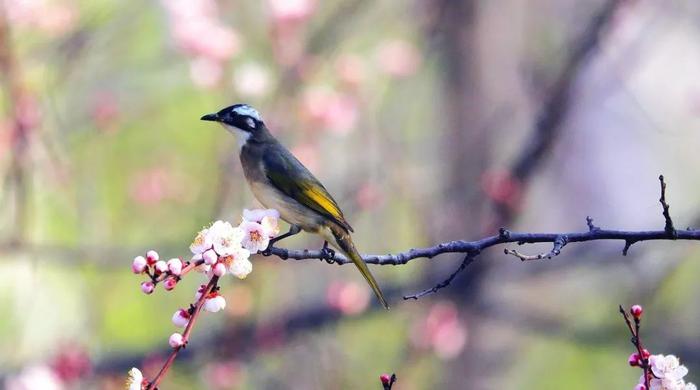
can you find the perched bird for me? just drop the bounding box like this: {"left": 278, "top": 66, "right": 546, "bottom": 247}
{"left": 201, "top": 104, "right": 389, "bottom": 309}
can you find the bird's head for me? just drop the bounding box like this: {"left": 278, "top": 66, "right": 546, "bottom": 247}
{"left": 201, "top": 103, "right": 267, "bottom": 147}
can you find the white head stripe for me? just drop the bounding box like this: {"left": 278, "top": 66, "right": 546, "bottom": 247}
{"left": 233, "top": 105, "right": 261, "bottom": 121}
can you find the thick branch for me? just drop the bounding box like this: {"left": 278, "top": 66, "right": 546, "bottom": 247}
{"left": 263, "top": 227, "right": 700, "bottom": 266}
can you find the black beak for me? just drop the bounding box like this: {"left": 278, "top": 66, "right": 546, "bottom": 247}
{"left": 200, "top": 113, "right": 219, "bottom": 122}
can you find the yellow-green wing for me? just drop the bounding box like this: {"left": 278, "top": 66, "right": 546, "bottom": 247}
{"left": 262, "top": 146, "right": 353, "bottom": 232}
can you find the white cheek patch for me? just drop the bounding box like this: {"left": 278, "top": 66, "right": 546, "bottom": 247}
{"left": 246, "top": 118, "right": 256, "bottom": 128}
{"left": 221, "top": 123, "right": 251, "bottom": 150}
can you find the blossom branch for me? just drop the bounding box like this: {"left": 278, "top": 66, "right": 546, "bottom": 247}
{"left": 146, "top": 276, "right": 219, "bottom": 390}
{"left": 620, "top": 305, "right": 650, "bottom": 389}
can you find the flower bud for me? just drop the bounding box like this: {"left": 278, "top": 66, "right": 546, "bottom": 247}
{"left": 132, "top": 256, "right": 147, "bottom": 274}
{"left": 168, "top": 333, "right": 184, "bottom": 348}
{"left": 172, "top": 309, "right": 191, "bottom": 328}
{"left": 634, "top": 384, "right": 646, "bottom": 390}
{"left": 154, "top": 261, "right": 168, "bottom": 274}
{"left": 380, "top": 374, "right": 391, "bottom": 385}
{"left": 203, "top": 249, "right": 218, "bottom": 265}
{"left": 146, "top": 250, "right": 159, "bottom": 265}
{"left": 163, "top": 277, "right": 178, "bottom": 291}
{"left": 203, "top": 294, "right": 226, "bottom": 313}
{"left": 631, "top": 305, "right": 643, "bottom": 319}
{"left": 167, "top": 258, "right": 183, "bottom": 276}
{"left": 641, "top": 349, "right": 650, "bottom": 359}
{"left": 140, "top": 281, "right": 155, "bottom": 294}
{"left": 628, "top": 352, "right": 640, "bottom": 366}
{"left": 213, "top": 262, "right": 227, "bottom": 277}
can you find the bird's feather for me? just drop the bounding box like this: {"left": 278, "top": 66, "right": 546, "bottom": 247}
{"left": 262, "top": 147, "right": 354, "bottom": 232}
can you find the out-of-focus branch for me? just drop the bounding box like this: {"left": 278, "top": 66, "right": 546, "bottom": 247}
{"left": 0, "top": 4, "right": 35, "bottom": 244}
{"left": 491, "top": 0, "right": 624, "bottom": 224}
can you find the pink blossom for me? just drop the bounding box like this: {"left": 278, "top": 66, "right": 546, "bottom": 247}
{"left": 154, "top": 261, "right": 168, "bottom": 274}
{"left": 335, "top": 54, "right": 366, "bottom": 88}
{"left": 163, "top": 277, "right": 178, "bottom": 291}
{"left": 132, "top": 256, "right": 147, "bottom": 274}
{"left": 167, "top": 258, "right": 183, "bottom": 276}
{"left": 141, "top": 281, "right": 155, "bottom": 295}
{"left": 146, "top": 250, "right": 159, "bottom": 264}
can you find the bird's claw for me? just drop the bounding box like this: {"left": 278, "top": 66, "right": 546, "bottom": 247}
{"left": 320, "top": 246, "right": 336, "bottom": 264}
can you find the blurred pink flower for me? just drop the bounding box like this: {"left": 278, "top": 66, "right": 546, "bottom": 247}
{"left": 5, "top": 365, "right": 64, "bottom": 390}
{"left": 6, "top": 0, "right": 78, "bottom": 35}
{"left": 90, "top": 92, "right": 120, "bottom": 132}
{"left": 480, "top": 168, "right": 522, "bottom": 209}
{"left": 173, "top": 22, "right": 241, "bottom": 61}
{"left": 128, "top": 166, "right": 189, "bottom": 206}
{"left": 189, "top": 57, "right": 224, "bottom": 89}
{"left": 204, "top": 360, "right": 246, "bottom": 390}
{"left": 301, "top": 87, "right": 359, "bottom": 135}
{"left": 376, "top": 39, "right": 422, "bottom": 78}
{"left": 268, "top": 0, "right": 316, "bottom": 23}
{"left": 224, "top": 285, "right": 253, "bottom": 317}
{"left": 289, "top": 143, "right": 319, "bottom": 173}
{"left": 356, "top": 181, "right": 384, "bottom": 211}
{"left": 327, "top": 281, "right": 370, "bottom": 315}
{"left": 51, "top": 346, "right": 91, "bottom": 384}
{"left": 410, "top": 301, "right": 468, "bottom": 360}
{"left": 233, "top": 62, "right": 272, "bottom": 98}
{"left": 335, "top": 54, "right": 367, "bottom": 89}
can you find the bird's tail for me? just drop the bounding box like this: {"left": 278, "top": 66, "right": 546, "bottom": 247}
{"left": 329, "top": 223, "right": 390, "bottom": 310}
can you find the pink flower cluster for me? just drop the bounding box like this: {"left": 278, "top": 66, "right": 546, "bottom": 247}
{"left": 160, "top": 0, "right": 241, "bottom": 88}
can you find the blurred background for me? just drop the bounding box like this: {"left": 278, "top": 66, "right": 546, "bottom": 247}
{"left": 1, "top": 0, "right": 700, "bottom": 388}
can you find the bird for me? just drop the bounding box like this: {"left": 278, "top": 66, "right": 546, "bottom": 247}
{"left": 201, "top": 103, "right": 389, "bottom": 309}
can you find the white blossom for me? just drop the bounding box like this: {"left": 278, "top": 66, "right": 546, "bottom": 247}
{"left": 167, "top": 258, "right": 183, "bottom": 275}
{"left": 230, "top": 257, "right": 253, "bottom": 279}
{"left": 240, "top": 220, "right": 269, "bottom": 253}
{"left": 172, "top": 309, "right": 190, "bottom": 328}
{"left": 132, "top": 256, "right": 147, "bottom": 274}
{"left": 203, "top": 294, "right": 226, "bottom": 312}
{"left": 207, "top": 220, "right": 244, "bottom": 256}
{"left": 125, "top": 368, "right": 144, "bottom": 390}
{"left": 649, "top": 355, "right": 694, "bottom": 390}
{"left": 169, "top": 333, "right": 184, "bottom": 348}
{"left": 190, "top": 227, "right": 213, "bottom": 254}
{"left": 242, "top": 208, "right": 279, "bottom": 223}
{"left": 260, "top": 215, "right": 280, "bottom": 237}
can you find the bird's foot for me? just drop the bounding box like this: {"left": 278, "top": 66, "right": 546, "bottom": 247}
{"left": 319, "top": 241, "right": 336, "bottom": 264}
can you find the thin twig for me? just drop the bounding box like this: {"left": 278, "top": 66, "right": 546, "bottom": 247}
{"left": 619, "top": 305, "right": 650, "bottom": 389}
{"left": 146, "top": 275, "right": 219, "bottom": 390}
{"left": 504, "top": 235, "right": 568, "bottom": 261}
{"left": 403, "top": 254, "right": 477, "bottom": 300}
{"left": 658, "top": 175, "right": 677, "bottom": 238}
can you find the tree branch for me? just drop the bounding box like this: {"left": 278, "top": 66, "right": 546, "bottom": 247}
{"left": 261, "top": 176, "right": 695, "bottom": 299}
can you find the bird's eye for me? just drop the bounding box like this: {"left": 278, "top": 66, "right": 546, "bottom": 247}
{"left": 245, "top": 117, "right": 256, "bottom": 129}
